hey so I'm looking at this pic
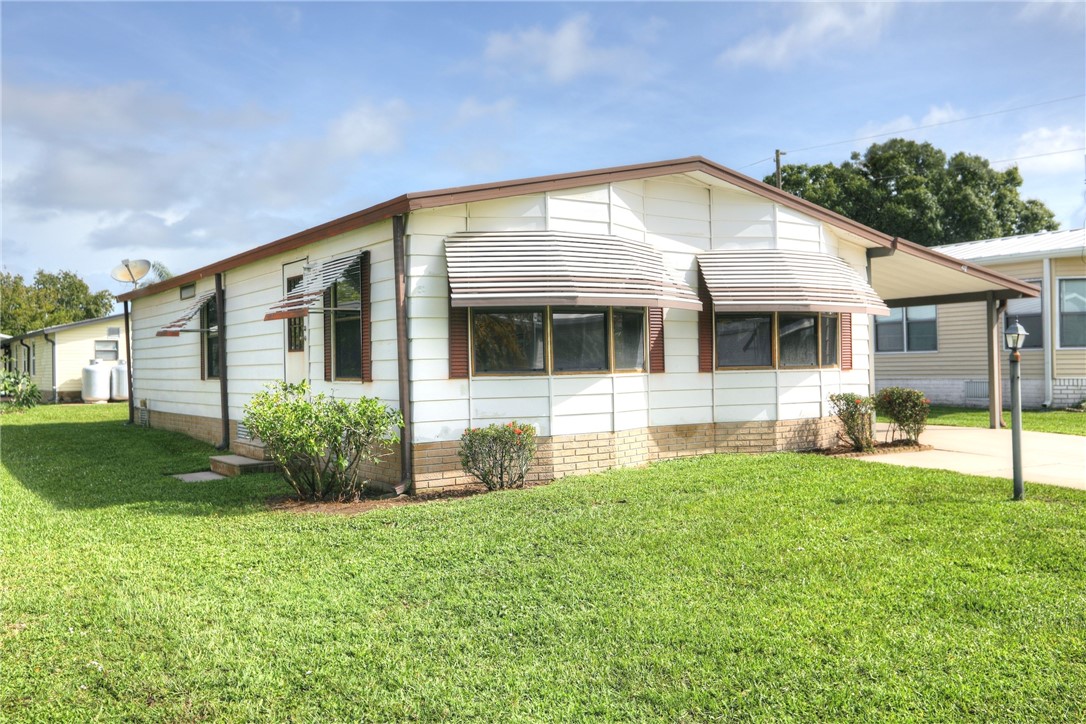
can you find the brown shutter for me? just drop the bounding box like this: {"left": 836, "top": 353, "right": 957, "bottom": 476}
{"left": 323, "top": 289, "right": 332, "bottom": 382}
{"left": 840, "top": 313, "right": 853, "bottom": 371}
{"left": 360, "top": 252, "right": 372, "bottom": 382}
{"left": 648, "top": 307, "right": 665, "bottom": 373}
{"left": 449, "top": 298, "right": 470, "bottom": 379}
{"left": 697, "top": 273, "right": 714, "bottom": 373}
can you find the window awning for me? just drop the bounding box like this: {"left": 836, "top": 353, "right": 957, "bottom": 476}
{"left": 444, "top": 231, "right": 702, "bottom": 310}
{"left": 698, "top": 249, "right": 890, "bottom": 316}
{"left": 156, "top": 291, "right": 216, "bottom": 337}
{"left": 264, "top": 254, "right": 362, "bottom": 320}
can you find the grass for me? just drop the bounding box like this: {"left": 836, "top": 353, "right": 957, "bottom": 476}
{"left": 928, "top": 405, "right": 1086, "bottom": 436}
{"left": 3, "top": 404, "right": 1085, "bottom": 721}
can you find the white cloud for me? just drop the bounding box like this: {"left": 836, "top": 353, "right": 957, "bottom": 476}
{"left": 719, "top": 3, "right": 897, "bottom": 70}
{"left": 454, "top": 97, "right": 516, "bottom": 125}
{"left": 1018, "top": 0, "right": 1086, "bottom": 25}
{"left": 1011, "top": 126, "right": 1086, "bottom": 174}
{"left": 484, "top": 14, "right": 645, "bottom": 84}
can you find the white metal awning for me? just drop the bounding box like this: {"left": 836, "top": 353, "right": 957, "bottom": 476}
{"left": 444, "top": 231, "right": 701, "bottom": 310}
{"left": 698, "top": 249, "right": 890, "bottom": 316}
{"left": 156, "top": 291, "right": 216, "bottom": 337}
{"left": 264, "top": 254, "right": 362, "bottom": 320}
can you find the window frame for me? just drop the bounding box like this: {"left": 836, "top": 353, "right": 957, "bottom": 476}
{"left": 29, "top": 343, "right": 36, "bottom": 376}
{"left": 874, "top": 305, "right": 939, "bottom": 354}
{"left": 285, "top": 275, "right": 305, "bottom": 353}
{"left": 202, "top": 295, "right": 220, "bottom": 380}
{"left": 714, "top": 311, "right": 840, "bottom": 371}
{"left": 1057, "top": 276, "right": 1086, "bottom": 350}
{"left": 331, "top": 264, "right": 364, "bottom": 381}
{"left": 94, "top": 340, "right": 120, "bottom": 362}
{"left": 469, "top": 306, "right": 649, "bottom": 377}
{"left": 1003, "top": 279, "right": 1044, "bottom": 351}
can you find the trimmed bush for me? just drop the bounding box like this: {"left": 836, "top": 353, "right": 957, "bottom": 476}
{"left": 243, "top": 380, "right": 403, "bottom": 501}
{"left": 1, "top": 371, "right": 40, "bottom": 412}
{"left": 829, "top": 393, "right": 875, "bottom": 452}
{"left": 875, "top": 386, "right": 930, "bottom": 442}
{"left": 459, "top": 421, "right": 537, "bottom": 490}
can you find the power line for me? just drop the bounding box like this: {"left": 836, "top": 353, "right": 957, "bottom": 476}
{"left": 737, "top": 94, "right": 1085, "bottom": 170}
{"left": 990, "top": 147, "right": 1086, "bottom": 165}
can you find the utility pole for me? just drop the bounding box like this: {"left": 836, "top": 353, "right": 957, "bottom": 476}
{"left": 775, "top": 149, "right": 786, "bottom": 188}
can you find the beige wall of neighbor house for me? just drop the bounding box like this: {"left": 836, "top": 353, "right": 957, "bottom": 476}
{"left": 876, "top": 249, "right": 1085, "bottom": 408}
{"left": 9, "top": 316, "right": 126, "bottom": 402}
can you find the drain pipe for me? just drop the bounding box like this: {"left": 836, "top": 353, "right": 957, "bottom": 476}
{"left": 215, "top": 273, "right": 230, "bottom": 450}
{"left": 124, "top": 300, "right": 135, "bottom": 424}
{"left": 44, "top": 333, "right": 58, "bottom": 403}
{"left": 393, "top": 214, "right": 413, "bottom": 495}
{"left": 19, "top": 340, "right": 31, "bottom": 377}
{"left": 1041, "top": 257, "right": 1054, "bottom": 408}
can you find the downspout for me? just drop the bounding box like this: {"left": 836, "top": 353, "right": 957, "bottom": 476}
{"left": 1042, "top": 257, "right": 1054, "bottom": 408}
{"left": 19, "top": 340, "right": 30, "bottom": 378}
{"left": 124, "top": 300, "right": 135, "bottom": 425}
{"left": 44, "top": 333, "right": 58, "bottom": 403}
{"left": 215, "top": 273, "right": 230, "bottom": 450}
{"left": 393, "top": 214, "right": 413, "bottom": 495}
{"left": 865, "top": 240, "right": 897, "bottom": 399}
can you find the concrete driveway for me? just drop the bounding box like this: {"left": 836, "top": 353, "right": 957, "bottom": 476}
{"left": 860, "top": 424, "right": 1086, "bottom": 490}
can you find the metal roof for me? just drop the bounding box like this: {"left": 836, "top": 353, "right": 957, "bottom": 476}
{"left": 936, "top": 228, "right": 1086, "bottom": 263}
{"left": 6, "top": 313, "right": 125, "bottom": 342}
{"left": 698, "top": 249, "right": 891, "bottom": 316}
{"left": 445, "top": 231, "right": 702, "bottom": 310}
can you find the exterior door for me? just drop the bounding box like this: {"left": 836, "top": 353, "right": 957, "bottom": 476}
{"left": 283, "top": 260, "right": 308, "bottom": 384}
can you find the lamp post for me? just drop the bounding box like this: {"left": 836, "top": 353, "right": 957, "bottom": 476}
{"left": 1005, "top": 318, "right": 1028, "bottom": 501}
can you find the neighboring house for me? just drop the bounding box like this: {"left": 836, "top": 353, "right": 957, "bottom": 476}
{"left": 5, "top": 314, "right": 128, "bottom": 403}
{"left": 875, "top": 228, "right": 1086, "bottom": 409}
{"left": 116, "top": 157, "right": 1034, "bottom": 493}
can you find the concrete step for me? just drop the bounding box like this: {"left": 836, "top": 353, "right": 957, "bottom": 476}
{"left": 210, "top": 454, "right": 278, "bottom": 477}
{"left": 231, "top": 438, "right": 270, "bottom": 461}
{"left": 173, "top": 471, "right": 227, "bottom": 483}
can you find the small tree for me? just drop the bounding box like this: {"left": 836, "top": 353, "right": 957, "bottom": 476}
{"left": 874, "top": 387, "right": 930, "bottom": 443}
{"left": 459, "top": 421, "right": 537, "bottom": 490}
{"left": 829, "top": 393, "right": 875, "bottom": 452}
{"left": 243, "top": 381, "right": 403, "bottom": 501}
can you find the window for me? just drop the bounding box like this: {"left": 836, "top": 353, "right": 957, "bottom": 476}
{"left": 286, "top": 276, "right": 305, "bottom": 352}
{"left": 875, "top": 305, "right": 937, "bottom": 352}
{"left": 332, "top": 263, "right": 362, "bottom": 379}
{"left": 1059, "top": 278, "right": 1086, "bottom": 348}
{"left": 716, "top": 314, "right": 773, "bottom": 368}
{"left": 471, "top": 307, "right": 646, "bottom": 375}
{"left": 29, "top": 343, "right": 36, "bottom": 376}
{"left": 180, "top": 284, "right": 196, "bottom": 300}
{"left": 715, "top": 312, "right": 838, "bottom": 369}
{"left": 203, "top": 295, "right": 220, "bottom": 379}
{"left": 95, "top": 340, "right": 119, "bottom": 361}
{"left": 1004, "top": 281, "right": 1043, "bottom": 350}
{"left": 106, "top": 326, "right": 121, "bottom": 337}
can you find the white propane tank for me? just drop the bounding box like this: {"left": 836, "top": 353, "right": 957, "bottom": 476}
{"left": 111, "top": 360, "right": 129, "bottom": 401}
{"left": 81, "top": 359, "right": 111, "bottom": 403}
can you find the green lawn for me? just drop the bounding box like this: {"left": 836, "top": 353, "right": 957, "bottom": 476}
{"left": 3, "top": 404, "right": 1085, "bottom": 721}
{"left": 928, "top": 405, "right": 1086, "bottom": 436}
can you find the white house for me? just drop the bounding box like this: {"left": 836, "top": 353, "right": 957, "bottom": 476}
{"left": 5, "top": 314, "right": 127, "bottom": 402}
{"left": 876, "top": 228, "right": 1085, "bottom": 409}
{"left": 117, "top": 157, "right": 1036, "bottom": 493}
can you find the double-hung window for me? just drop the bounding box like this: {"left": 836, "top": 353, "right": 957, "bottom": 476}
{"left": 203, "top": 295, "right": 220, "bottom": 379}
{"left": 716, "top": 312, "right": 839, "bottom": 369}
{"left": 95, "top": 340, "right": 119, "bottom": 361}
{"left": 1004, "top": 281, "right": 1043, "bottom": 350}
{"left": 471, "top": 307, "right": 646, "bottom": 375}
{"left": 875, "top": 305, "right": 937, "bottom": 353}
{"left": 1059, "top": 278, "right": 1086, "bottom": 348}
{"left": 331, "top": 263, "right": 363, "bottom": 380}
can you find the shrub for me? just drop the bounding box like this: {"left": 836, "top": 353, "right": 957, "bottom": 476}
{"left": 875, "top": 387, "right": 930, "bottom": 442}
{"left": 243, "top": 380, "right": 403, "bottom": 501}
{"left": 0, "top": 371, "right": 40, "bottom": 412}
{"left": 828, "top": 393, "right": 875, "bottom": 452}
{"left": 459, "top": 421, "right": 538, "bottom": 491}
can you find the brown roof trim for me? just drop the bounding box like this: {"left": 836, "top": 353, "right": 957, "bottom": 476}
{"left": 117, "top": 155, "right": 1037, "bottom": 301}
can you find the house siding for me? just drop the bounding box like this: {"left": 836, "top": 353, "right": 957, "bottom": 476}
{"left": 11, "top": 318, "right": 125, "bottom": 402}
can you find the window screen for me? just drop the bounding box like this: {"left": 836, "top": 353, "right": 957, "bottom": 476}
{"left": 613, "top": 308, "right": 646, "bottom": 371}
{"left": 332, "top": 266, "right": 362, "bottom": 379}
{"left": 472, "top": 310, "right": 546, "bottom": 374}
{"left": 1060, "top": 278, "right": 1086, "bottom": 348}
{"left": 778, "top": 313, "right": 818, "bottom": 367}
{"left": 552, "top": 309, "right": 608, "bottom": 372}
{"left": 716, "top": 314, "right": 772, "bottom": 368}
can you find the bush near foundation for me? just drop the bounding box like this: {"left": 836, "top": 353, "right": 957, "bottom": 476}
{"left": 243, "top": 381, "right": 403, "bottom": 501}
{"left": 875, "top": 387, "right": 930, "bottom": 443}
{"left": 0, "top": 371, "right": 40, "bottom": 412}
{"left": 829, "top": 393, "right": 875, "bottom": 452}
{"left": 459, "top": 421, "right": 537, "bottom": 491}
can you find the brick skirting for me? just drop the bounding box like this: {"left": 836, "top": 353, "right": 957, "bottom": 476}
{"left": 412, "top": 417, "right": 840, "bottom": 492}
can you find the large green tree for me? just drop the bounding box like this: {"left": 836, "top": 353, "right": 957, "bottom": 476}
{"left": 0, "top": 270, "right": 115, "bottom": 336}
{"left": 768, "top": 139, "right": 1059, "bottom": 246}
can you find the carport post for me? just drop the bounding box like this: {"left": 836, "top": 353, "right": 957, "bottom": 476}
{"left": 985, "top": 293, "right": 1004, "bottom": 429}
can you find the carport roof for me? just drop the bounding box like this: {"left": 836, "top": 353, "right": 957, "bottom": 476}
{"left": 116, "top": 156, "right": 1038, "bottom": 307}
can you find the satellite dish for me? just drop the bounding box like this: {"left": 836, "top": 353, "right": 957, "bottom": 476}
{"left": 111, "top": 259, "right": 151, "bottom": 285}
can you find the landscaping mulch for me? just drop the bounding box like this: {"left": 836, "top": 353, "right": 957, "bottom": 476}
{"left": 267, "top": 484, "right": 488, "bottom": 515}
{"left": 814, "top": 439, "right": 932, "bottom": 458}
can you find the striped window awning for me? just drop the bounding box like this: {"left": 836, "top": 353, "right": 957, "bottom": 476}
{"left": 445, "top": 231, "right": 701, "bottom": 310}
{"left": 264, "top": 254, "right": 362, "bottom": 320}
{"left": 156, "top": 291, "right": 216, "bottom": 337}
{"left": 698, "top": 249, "right": 890, "bottom": 315}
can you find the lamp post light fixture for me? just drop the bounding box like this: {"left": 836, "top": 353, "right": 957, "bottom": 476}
{"left": 1005, "top": 317, "right": 1028, "bottom": 500}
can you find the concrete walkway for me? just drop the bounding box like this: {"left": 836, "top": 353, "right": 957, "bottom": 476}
{"left": 860, "top": 424, "right": 1086, "bottom": 490}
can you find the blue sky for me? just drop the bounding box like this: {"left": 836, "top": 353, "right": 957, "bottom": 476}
{"left": 3, "top": 1, "right": 1084, "bottom": 297}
